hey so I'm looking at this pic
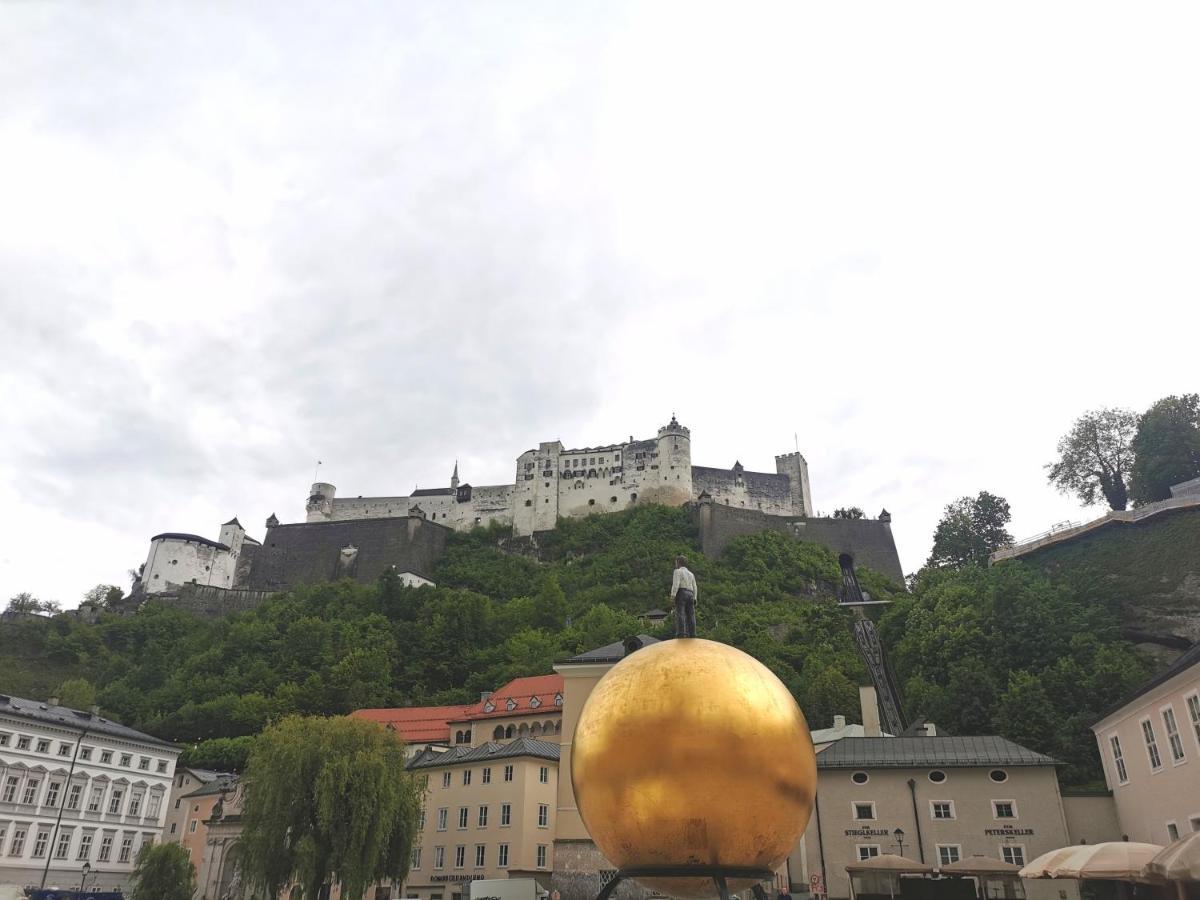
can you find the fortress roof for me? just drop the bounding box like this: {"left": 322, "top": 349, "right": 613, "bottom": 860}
{"left": 150, "top": 533, "right": 230, "bottom": 551}
{"left": 411, "top": 487, "right": 455, "bottom": 497}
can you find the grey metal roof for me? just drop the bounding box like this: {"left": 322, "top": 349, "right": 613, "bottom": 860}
{"left": 1093, "top": 643, "right": 1200, "bottom": 726}
{"left": 406, "top": 737, "right": 560, "bottom": 770}
{"left": 816, "top": 736, "right": 1056, "bottom": 769}
{"left": 0, "top": 694, "right": 178, "bottom": 751}
{"left": 411, "top": 487, "right": 455, "bottom": 497}
{"left": 182, "top": 775, "right": 238, "bottom": 798}
{"left": 150, "top": 533, "right": 230, "bottom": 551}
{"left": 560, "top": 635, "right": 661, "bottom": 664}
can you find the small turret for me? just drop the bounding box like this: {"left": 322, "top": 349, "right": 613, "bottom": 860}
{"left": 265, "top": 512, "right": 279, "bottom": 528}
{"left": 306, "top": 482, "right": 336, "bottom": 522}
{"left": 451, "top": 462, "right": 460, "bottom": 490}
{"left": 218, "top": 517, "right": 246, "bottom": 555}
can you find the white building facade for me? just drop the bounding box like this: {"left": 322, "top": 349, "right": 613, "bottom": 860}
{"left": 0, "top": 694, "right": 179, "bottom": 893}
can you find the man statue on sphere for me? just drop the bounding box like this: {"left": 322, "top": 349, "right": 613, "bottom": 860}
{"left": 670, "top": 555, "right": 698, "bottom": 638}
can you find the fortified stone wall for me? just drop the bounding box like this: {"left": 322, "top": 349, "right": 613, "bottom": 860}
{"left": 242, "top": 515, "right": 449, "bottom": 591}
{"left": 166, "top": 583, "right": 277, "bottom": 618}
{"left": 696, "top": 502, "right": 906, "bottom": 585}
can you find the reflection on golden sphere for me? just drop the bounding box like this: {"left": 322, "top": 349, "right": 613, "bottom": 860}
{"left": 572, "top": 638, "right": 816, "bottom": 899}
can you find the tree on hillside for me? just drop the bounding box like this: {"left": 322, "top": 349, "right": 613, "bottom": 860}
{"left": 833, "top": 507, "right": 865, "bottom": 519}
{"left": 1129, "top": 393, "right": 1200, "bottom": 504}
{"left": 1047, "top": 407, "right": 1137, "bottom": 510}
{"left": 533, "top": 575, "right": 568, "bottom": 630}
{"left": 83, "top": 584, "right": 124, "bottom": 609}
{"left": 926, "top": 492, "right": 1013, "bottom": 569}
{"left": 129, "top": 842, "right": 195, "bottom": 900}
{"left": 239, "top": 715, "right": 421, "bottom": 900}
{"left": 57, "top": 678, "right": 97, "bottom": 710}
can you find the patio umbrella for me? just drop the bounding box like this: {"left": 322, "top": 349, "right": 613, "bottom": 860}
{"left": 1048, "top": 842, "right": 1163, "bottom": 881}
{"left": 846, "top": 854, "right": 934, "bottom": 874}
{"left": 940, "top": 856, "right": 1021, "bottom": 876}
{"left": 1021, "top": 847, "right": 1085, "bottom": 879}
{"left": 1144, "top": 832, "right": 1200, "bottom": 883}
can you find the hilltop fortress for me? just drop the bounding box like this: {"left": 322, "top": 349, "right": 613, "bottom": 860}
{"left": 305, "top": 415, "right": 813, "bottom": 534}
{"left": 135, "top": 416, "right": 904, "bottom": 614}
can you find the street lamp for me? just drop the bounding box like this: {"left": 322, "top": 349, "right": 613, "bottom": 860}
{"left": 893, "top": 828, "right": 906, "bottom": 857}
{"left": 78, "top": 861, "right": 92, "bottom": 893}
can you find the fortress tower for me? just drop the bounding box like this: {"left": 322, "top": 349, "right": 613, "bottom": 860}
{"left": 306, "top": 482, "right": 337, "bottom": 521}
{"left": 652, "top": 415, "right": 693, "bottom": 505}
{"left": 775, "top": 452, "right": 813, "bottom": 516}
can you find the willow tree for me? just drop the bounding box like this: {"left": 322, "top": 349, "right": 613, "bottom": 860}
{"left": 239, "top": 715, "right": 422, "bottom": 900}
{"left": 129, "top": 842, "right": 195, "bottom": 900}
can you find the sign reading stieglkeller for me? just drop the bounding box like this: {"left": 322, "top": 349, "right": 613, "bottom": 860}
{"left": 984, "top": 827, "right": 1034, "bottom": 836}
{"left": 844, "top": 828, "right": 890, "bottom": 837}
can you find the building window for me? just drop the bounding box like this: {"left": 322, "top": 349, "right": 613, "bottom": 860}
{"left": 80, "top": 747, "right": 92, "bottom": 761}
{"left": 539, "top": 766, "right": 549, "bottom": 784}
{"left": 504, "top": 765, "right": 514, "bottom": 782}
{"left": 1001, "top": 846, "right": 1026, "bottom": 866}
{"left": 437, "top": 808, "right": 448, "bottom": 831}
{"left": 1186, "top": 694, "right": 1200, "bottom": 750}
{"left": 97, "top": 833, "right": 113, "bottom": 862}
{"left": 1, "top": 776, "right": 18, "bottom": 803}
{"left": 46, "top": 781, "right": 62, "bottom": 808}
{"left": 442, "top": 772, "right": 452, "bottom": 788}
{"left": 458, "top": 807, "right": 469, "bottom": 829}
{"left": 411, "top": 847, "right": 422, "bottom": 869}
{"left": 119, "top": 754, "right": 131, "bottom": 767}
{"left": 147, "top": 793, "right": 161, "bottom": 818}
{"left": 454, "top": 845, "right": 466, "bottom": 868}
{"left": 67, "top": 784, "right": 83, "bottom": 810}
{"left": 59, "top": 743, "right": 73, "bottom": 757}
{"left": 434, "top": 846, "right": 445, "bottom": 870}
{"left": 538, "top": 804, "right": 549, "bottom": 827}
{"left": 1110, "top": 734, "right": 1129, "bottom": 784}
{"left": 157, "top": 760, "right": 168, "bottom": 774}
{"left": 100, "top": 751, "right": 112, "bottom": 764}
{"left": 22, "top": 778, "right": 41, "bottom": 805}
{"left": 851, "top": 772, "right": 869, "bottom": 785}
{"left": 498, "top": 843, "right": 509, "bottom": 867}
{"left": 931, "top": 801, "right": 954, "bottom": 820}
{"left": 108, "top": 789, "right": 124, "bottom": 815}
{"left": 501, "top": 803, "right": 512, "bottom": 827}
{"left": 1162, "top": 707, "right": 1186, "bottom": 763}
{"left": 463, "top": 770, "right": 472, "bottom": 786}
{"left": 54, "top": 830, "right": 72, "bottom": 859}
{"left": 8, "top": 826, "right": 27, "bottom": 856}
{"left": 989, "top": 769, "right": 1008, "bottom": 783}
{"left": 138, "top": 757, "right": 150, "bottom": 771}
{"left": 77, "top": 832, "right": 94, "bottom": 860}
{"left": 0, "top": 733, "right": 8, "bottom": 747}
{"left": 32, "top": 828, "right": 51, "bottom": 858}
{"left": 88, "top": 786, "right": 103, "bottom": 812}
{"left": 17, "top": 736, "right": 31, "bottom": 750}
{"left": 476, "top": 844, "right": 486, "bottom": 867}
{"left": 482, "top": 767, "right": 491, "bottom": 784}
{"left": 928, "top": 770, "right": 947, "bottom": 783}
{"left": 857, "top": 845, "right": 880, "bottom": 861}
{"left": 853, "top": 802, "right": 876, "bottom": 821}
{"left": 189, "top": 820, "right": 197, "bottom": 833}
{"left": 478, "top": 806, "right": 489, "bottom": 828}
{"left": 1168, "top": 823, "right": 1180, "bottom": 842}
{"left": 169, "top": 824, "right": 176, "bottom": 835}
{"left": 418, "top": 809, "right": 426, "bottom": 830}
{"left": 937, "top": 845, "right": 961, "bottom": 866}
{"left": 36, "top": 738, "right": 51, "bottom": 753}
{"left": 992, "top": 801, "right": 1017, "bottom": 819}
{"left": 129, "top": 791, "right": 144, "bottom": 817}
{"left": 537, "top": 844, "right": 547, "bottom": 868}
{"left": 1142, "top": 719, "right": 1164, "bottom": 771}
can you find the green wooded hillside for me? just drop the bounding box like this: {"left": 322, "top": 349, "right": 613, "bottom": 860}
{"left": 0, "top": 504, "right": 1150, "bottom": 784}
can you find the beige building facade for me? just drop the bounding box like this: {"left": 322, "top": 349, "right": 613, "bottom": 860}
{"left": 805, "top": 737, "right": 1074, "bottom": 900}
{"left": 401, "top": 739, "right": 559, "bottom": 900}
{"left": 1091, "top": 644, "right": 1200, "bottom": 844}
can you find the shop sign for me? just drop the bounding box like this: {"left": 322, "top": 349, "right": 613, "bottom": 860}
{"left": 984, "top": 827, "right": 1033, "bottom": 836}
{"left": 844, "top": 828, "right": 889, "bottom": 837}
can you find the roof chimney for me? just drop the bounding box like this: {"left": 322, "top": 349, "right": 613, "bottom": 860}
{"left": 48, "top": 696, "right": 60, "bottom": 707}
{"left": 480, "top": 691, "right": 493, "bottom": 702}
{"left": 859, "top": 685, "right": 882, "bottom": 737}
{"left": 924, "top": 722, "right": 938, "bottom": 737}
{"left": 90, "top": 705, "right": 101, "bottom": 717}
{"left": 833, "top": 715, "right": 846, "bottom": 730}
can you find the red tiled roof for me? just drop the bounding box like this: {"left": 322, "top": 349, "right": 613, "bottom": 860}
{"left": 351, "top": 704, "right": 473, "bottom": 743}
{"left": 450, "top": 674, "right": 564, "bottom": 722}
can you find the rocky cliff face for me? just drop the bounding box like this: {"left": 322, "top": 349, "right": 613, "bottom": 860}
{"left": 1018, "top": 507, "right": 1200, "bottom": 663}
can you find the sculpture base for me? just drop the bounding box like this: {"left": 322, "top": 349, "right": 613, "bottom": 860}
{"left": 595, "top": 865, "right": 775, "bottom": 900}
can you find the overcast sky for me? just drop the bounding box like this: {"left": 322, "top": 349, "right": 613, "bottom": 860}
{"left": 2, "top": 2, "right": 1198, "bottom": 606}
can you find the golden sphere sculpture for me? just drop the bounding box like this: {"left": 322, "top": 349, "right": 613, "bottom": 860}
{"left": 572, "top": 638, "right": 816, "bottom": 899}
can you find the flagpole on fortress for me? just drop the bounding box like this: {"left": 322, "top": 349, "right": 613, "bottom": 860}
{"left": 314, "top": 460, "right": 322, "bottom": 482}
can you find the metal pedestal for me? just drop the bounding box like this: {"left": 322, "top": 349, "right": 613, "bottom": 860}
{"left": 594, "top": 865, "right": 776, "bottom": 900}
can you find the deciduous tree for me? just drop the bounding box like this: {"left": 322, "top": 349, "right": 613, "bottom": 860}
{"left": 1129, "top": 393, "right": 1200, "bottom": 504}
{"left": 129, "top": 842, "right": 195, "bottom": 900}
{"left": 927, "top": 492, "right": 1013, "bottom": 569}
{"left": 239, "top": 715, "right": 421, "bottom": 900}
{"left": 1047, "top": 407, "right": 1137, "bottom": 510}
{"left": 833, "top": 507, "right": 865, "bottom": 519}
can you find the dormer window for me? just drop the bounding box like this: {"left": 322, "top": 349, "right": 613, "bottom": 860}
{"left": 506, "top": 698, "right": 517, "bottom": 711}
{"left": 484, "top": 701, "right": 496, "bottom": 713}
{"left": 530, "top": 696, "right": 541, "bottom": 709}
{"left": 554, "top": 694, "right": 563, "bottom": 707}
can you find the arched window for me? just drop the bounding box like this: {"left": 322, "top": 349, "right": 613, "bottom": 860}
{"left": 518, "top": 723, "right": 529, "bottom": 737}
{"left": 544, "top": 720, "right": 554, "bottom": 733}
{"left": 531, "top": 723, "right": 542, "bottom": 736}
{"left": 505, "top": 725, "right": 515, "bottom": 739}
{"left": 555, "top": 720, "right": 562, "bottom": 733}
{"left": 493, "top": 726, "right": 504, "bottom": 740}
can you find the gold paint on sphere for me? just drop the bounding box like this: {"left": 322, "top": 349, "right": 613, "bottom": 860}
{"left": 572, "top": 638, "right": 816, "bottom": 899}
